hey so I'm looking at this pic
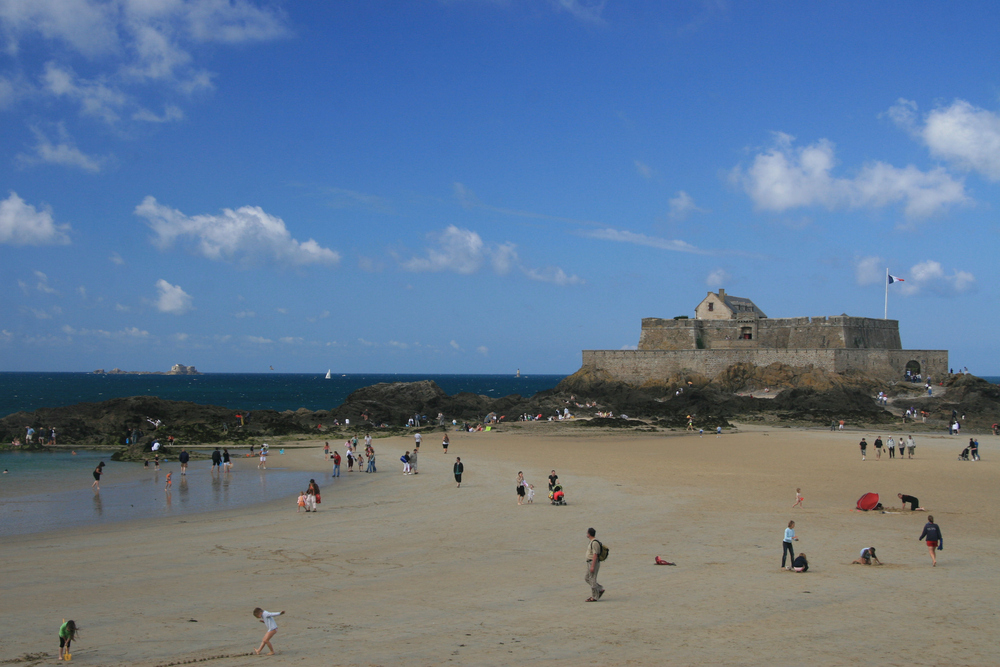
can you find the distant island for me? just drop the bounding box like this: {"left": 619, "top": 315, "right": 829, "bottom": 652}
{"left": 92, "top": 364, "right": 201, "bottom": 376}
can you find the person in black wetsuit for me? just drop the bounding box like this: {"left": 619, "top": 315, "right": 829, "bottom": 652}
{"left": 897, "top": 493, "right": 924, "bottom": 511}
{"left": 918, "top": 516, "right": 943, "bottom": 566}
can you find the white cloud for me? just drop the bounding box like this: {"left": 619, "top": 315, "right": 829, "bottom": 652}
{"left": 634, "top": 160, "right": 653, "bottom": 179}
{"left": 42, "top": 62, "right": 128, "bottom": 124}
{"left": 403, "top": 225, "right": 485, "bottom": 274}
{"left": 583, "top": 227, "right": 706, "bottom": 254}
{"left": 705, "top": 268, "right": 730, "bottom": 287}
{"left": 668, "top": 190, "right": 707, "bottom": 221}
{"left": 77, "top": 285, "right": 87, "bottom": 299}
{"left": 18, "top": 124, "right": 106, "bottom": 172}
{"left": 136, "top": 196, "right": 341, "bottom": 267}
{"left": 476, "top": 345, "right": 489, "bottom": 355}
{"left": 732, "top": 132, "right": 968, "bottom": 218}
{"left": 279, "top": 336, "right": 303, "bottom": 344}
{"left": 554, "top": 0, "right": 606, "bottom": 23}
{"left": 115, "top": 302, "right": 129, "bottom": 312}
{"left": 172, "top": 332, "right": 188, "bottom": 341}
{"left": 620, "top": 344, "right": 638, "bottom": 350}
{"left": 491, "top": 242, "right": 518, "bottom": 275}
{"left": 889, "top": 99, "right": 1000, "bottom": 181}
{"left": 402, "top": 225, "right": 580, "bottom": 285}
{"left": 449, "top": 340, "right": 462, "bottom": 351}
{"left": 132, "top": 104, "right": 184, "bottom": 123}
{"left": 522, "top": 266, "right": 584, "bottom": 286}
{"left": 854, "top": 256, "right": 884, "bottom": 286}
{"left": 306, "top": 309, "right": 330, "bottom": 323}
{"left": 234, "top": 310, "right": 255, "bottom": 318}
{"left": 897, "top": 260, "right": 975, "bottom": 296}
{"left": 154, "top": 279, "right": 192, "bottom": 314}
{"left": 358, "top": 338, "right": 375, "bottom": 347}
{"left": 62, "top": 324, "right": 149, "bottom": 338}
{"left": 246, "top": 336, "right": 272, "bottom": 344}
{"left": 388, "top": 340, "right": 409, "bottom": 349}
{"left": 0, "top": 192, "right": 70, "bottom": 245}
{"left": 2, "top": 1, "right": 289, "bottom": 122}
{"left": 109, "top": 251, "right": 125, "bottom": 265}
{"left": 34, "top": 270, "right": 56, "bottom": 293}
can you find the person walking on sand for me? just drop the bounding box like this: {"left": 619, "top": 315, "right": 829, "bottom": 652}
{"left": 58, "top": 619, "right": 79, "bottom": 661}
{"left": 401, "top": 451, "right": 411, "bottom": 474}
{"left": 585, "top": 527, "right": 605, "bottom": 602}
{"left": 253, "top": 608, "right": 284, "bottom": 655}
{"left": 442, "top": 433, "right": 449, "bottom": 454}
{"left": 792, "top": 488, "right": 804, "bottom": 508}
{"left": 454, "top": 457, "right": 464, "bottom": 487}
{"left": 516, "top": 471, "right": 527, "bottom": 505}
{"left": 179, "top": 448, "right": 189, "bottom": 475}
{"left": 887, "top": 436, "right": 896, "bottom": 459}
{"left": 223, "top": 448, "right": 232, "bottom": 471}
{"left": 92, "top": 461, "right": 105, "bottom": 490}
{"left": 324, "top": 441, "right": 330, "bottom": 459}
{"left": 332, "top": 451, "right": 341, "bottom": 477}
{"left": 859, "top": 438, "right": 867, "bottom": 461}
{"left": 366, "top": 448, "right": 376, "bottom": 473}
{"left": 782, "top": 520, "right": 798, "bottom": 570}
{"left": 918, "top": 516, "right": 943, "bottom": 566}
{"left": 414, "top": 432, "right": 422, "bottom": 450}
{"left": 409, "top": 447, "right": 418, "bottom": 474}
{"left": 165, "top": 471, "right": 172, "bottom": 490}
{"left": 258, "top": 448, "right": 267, "bottom": 470}
{"left": 907, "top": 435, "right": 916, "bottom": 458}
{"left": 874, "top": 436, "right": 883, "bottom": 460}
{"left": 211, "top": 447, "right": 222, "bottom": 472}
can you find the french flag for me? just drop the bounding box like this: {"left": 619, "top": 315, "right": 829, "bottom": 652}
{"left": 888, "top": 274, "right": 905, "bottom": 284}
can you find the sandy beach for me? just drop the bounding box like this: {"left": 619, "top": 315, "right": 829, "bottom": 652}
{"left": 2, "top": 423, "right": 998, "bottom": 666}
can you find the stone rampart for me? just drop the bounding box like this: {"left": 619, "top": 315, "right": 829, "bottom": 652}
{"left": 639, "top": 316, "right": 902, "bottom": 351}
{"left": 582, "top": 348, "right": 947, "bottom": 384}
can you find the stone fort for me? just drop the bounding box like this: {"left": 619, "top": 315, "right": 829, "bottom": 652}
{"left": 582, "top": 289, "right": 948, "bottom": 384}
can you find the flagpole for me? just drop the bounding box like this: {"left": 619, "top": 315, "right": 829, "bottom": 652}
{"left": 884, "top": 268, "right": 889, "bottom": 320}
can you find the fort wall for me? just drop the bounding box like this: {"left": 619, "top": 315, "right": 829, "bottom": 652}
{"left": 639, "top": 316, "right": 902, "bottom": 351}
{"left": 581, "top": 348, "right": 948, "bottom": 384}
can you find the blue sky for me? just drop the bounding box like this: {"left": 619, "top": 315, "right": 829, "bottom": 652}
{"left": 1, "top": 1, "right": 998, "bottom": 374}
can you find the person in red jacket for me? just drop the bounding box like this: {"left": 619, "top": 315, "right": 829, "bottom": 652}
{"left": 332, "top": 451, "right": 341, "bottom": 477}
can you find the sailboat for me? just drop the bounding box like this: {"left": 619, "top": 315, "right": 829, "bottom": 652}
{"left": 325, "top": 369, "right": 332, "bottom": 379}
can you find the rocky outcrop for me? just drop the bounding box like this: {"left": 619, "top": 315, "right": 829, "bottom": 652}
{"left": 91, "top": 364, "right": 201, "bottom": 375}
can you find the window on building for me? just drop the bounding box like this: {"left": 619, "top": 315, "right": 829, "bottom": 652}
{"left": 740, "top": 326, "right": 753, "bottom": 340}
{"left": 707, "top": 302, "right": 714, "bottom": 312}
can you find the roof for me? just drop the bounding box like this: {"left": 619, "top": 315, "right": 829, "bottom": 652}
{"left": 721, "top": 294, "right": 767, "bottom": 318}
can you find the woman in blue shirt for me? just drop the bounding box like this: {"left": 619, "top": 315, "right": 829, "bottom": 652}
{"left": 782, "top": 520, "right": 798, "bottom": 570}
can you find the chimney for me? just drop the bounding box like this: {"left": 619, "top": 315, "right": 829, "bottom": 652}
{"left": 718, "top": 288, "right": 726, "bottom": 300}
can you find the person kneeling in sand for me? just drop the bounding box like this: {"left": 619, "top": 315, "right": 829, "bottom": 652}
{"left": 897, "top": 493, "right": 925, "bottom": 511}
{"left": 852, "top": 546, "right": 882, "bottom": 565}
{"left": 791, "top": 553, "right": 809, "bottom": 572}
{"left": 253, "top": 608, "right": 284, "bottom": 655}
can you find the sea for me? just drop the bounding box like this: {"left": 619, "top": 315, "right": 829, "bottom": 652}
{"left": 0, "top": 372, "right": 565, "bottom": 537}
{"left": 0, "top": 372, "right": 565, "bottom": 417}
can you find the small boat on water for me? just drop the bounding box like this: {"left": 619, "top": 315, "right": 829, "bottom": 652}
{"left": 325, "top": 369, "right": 332, "bottom": 379}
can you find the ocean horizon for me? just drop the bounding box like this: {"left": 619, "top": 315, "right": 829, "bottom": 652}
{"left": 0, "top": 372, "right": 568, "bottom": 418}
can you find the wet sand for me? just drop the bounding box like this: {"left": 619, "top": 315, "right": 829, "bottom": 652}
{"left": 2, "top": 424, "right": 997, "bottom": 666}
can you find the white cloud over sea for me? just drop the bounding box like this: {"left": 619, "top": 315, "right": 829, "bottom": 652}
{"left": 136, "top": 196, "right": 341, "bottom": 267}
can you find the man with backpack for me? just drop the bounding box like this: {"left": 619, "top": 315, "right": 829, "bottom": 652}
{"left": 585, "top": 527, "right": 606, "bottom": 602}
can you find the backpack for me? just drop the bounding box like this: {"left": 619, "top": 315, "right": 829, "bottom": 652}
{"left": 594, "top": 539, "right": 610, "bottom": 562}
